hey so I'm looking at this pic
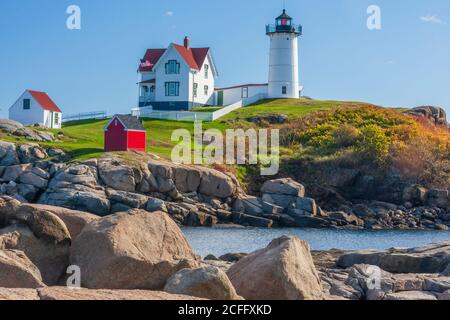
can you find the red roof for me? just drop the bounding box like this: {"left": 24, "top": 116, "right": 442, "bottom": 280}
{"left": 139, "top": 44, "right": 210, "bottom": 72}
{"left": 28, "top": 90, "right": 62, "bottom": 113}
{"left": 215, "top": 84, "right": 268, "bottom": 91}
{"left": 139, "top": 49, "right": 166, "bottom": 72}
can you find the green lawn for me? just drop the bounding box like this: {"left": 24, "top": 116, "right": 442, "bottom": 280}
{"left": 191, "top": 106, "right": 224, "bottom": 112}
{"left": 0, "top": 98, "right": 372, "bottom": 161}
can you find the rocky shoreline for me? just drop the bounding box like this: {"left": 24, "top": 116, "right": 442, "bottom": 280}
{"left": 0, "top": 197, "right": 448, "bottom": 300}
{"left": 1, "top": 139, "right": 449, "bottom": 231}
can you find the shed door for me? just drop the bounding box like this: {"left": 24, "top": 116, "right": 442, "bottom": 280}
{"left": 217, "top": 91, "right": 224, "bottom": 106}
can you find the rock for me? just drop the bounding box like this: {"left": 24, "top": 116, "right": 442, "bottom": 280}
{"left": 261, "top": 178, "right": 305, "bottom": 197}
{"left": 328, "top": 212, "right": 364, "bottom": 227}
{"left": 227, "top": 236, "right": 324, "bottom": 300}
{"left": 2, "top": 164, "right": 33, "bottom": 182}
{"left": 233, "top": 196, "right": 263, "bottom": 216}
{"left": 337, "top": 242, "right": 450, "bottom": 273}
{"left": 232, "top": 212, "right": 273, "bottom": 228}
{"left": 423, "top": 277, "right": 450, "bottom": 293}
{"left": 47, "top": 148, "right": 70, "bottom": 162}
{"left": 98, "top": 158, "right": 139, "bottom": 192}
{"left": 262, "top": 201, "right": 284, "bottom": 214}
{"left": 204, "top": 254, "right": 219, "bottom": 261}
{"left": 0, "top": 249, "right": 45, "bottom": 288}
{"left": 384, "top": 291, "right": 437, "bottom": 301}
{"left": 23, "top": 204, "right": 99, "bottom": 240}
{"left": 164, "top": 266, "right": 241, "bottom": 300}
{"left": 0, "top": 226, "right": 70, "bottom": 285}
{"left": 39, "top": 164, "right": 110, "bottom": 215}
{"left": 0, "top": 118, "right": 26, "bottom": 133}
{"left": 17, "top": 143, "right": 48, "bottom": 163}
{"left": 36, "top": 287, "right": 204, "bottom": 300}
{"left": 186, "top": 210, "right": 217, "bottom": 227}
{"left": 262, "top": 193, "right": 295, "bottom": 208}
{"left": 198, "top": 168, "right": 236, "bottom": 199}
{"left": 403, "top": 185, "right": 428, "bottom": 206}
{"left": 219, "top": 253, "right": 247, "bottom": 262}
{"left": 173, "top": 165, "right": 202, "bottom": 193}
{"left": 290, "top": 216, "right": 330, "bottom": 228}
{"left": 106, "top": 189, "right": 148, "bottom": 209}
{"left": 443, "top": 264, "right": 450, "bottom": 276}
{"left": 0, "top": 196, "right": 71, "bottom": 243}
{"left": 19, "top": 172, "right": 48, "bottom": 189}
{"left": 146, "top": 197, "right": 168, "bottom": 213}
{"left": 70, "top": 210, "right": 200, "bottom": 290}
{"left": 0, "top": 288, "right": 40, "bottom": 300}
{"left": 216, "top": 209, "right": 233, "bottom": 221}
{"left": 0, "top": 197, "right": 71, "bottom": 285}
{"left": 427, "top": 189, "right": 448, "bottom": 208}
{"left": 439, "top": 290, "right": 450, "bottom": 300}
{"left": 17, "top": 183, "right": 39, "bottom": 201}
{"left": 352, "top": 204, "right": 374, "bottom": 218}
{"left": 0, "top": 141, "right": 20, "bottom": 166}
{"left": 294, "top": 197, "right": 317, "bottom": 216}
{"left": 405, "top": 106, "right": 447, "bottom": 127}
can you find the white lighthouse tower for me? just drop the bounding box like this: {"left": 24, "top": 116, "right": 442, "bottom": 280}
{"left": 266, "top": 9, "right": 302, "bottom": 99}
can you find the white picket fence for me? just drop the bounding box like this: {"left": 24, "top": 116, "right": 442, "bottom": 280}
{"left": 131, "top": 94, "right": 266, "bottom": 122}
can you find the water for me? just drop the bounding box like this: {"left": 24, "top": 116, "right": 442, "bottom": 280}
{"left": 182, "top": 227, "right": 450, "bottom": 258}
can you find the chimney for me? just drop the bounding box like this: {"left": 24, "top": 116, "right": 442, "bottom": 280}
{"left": 184, "top": 36, "right": 190, "bottom": 49}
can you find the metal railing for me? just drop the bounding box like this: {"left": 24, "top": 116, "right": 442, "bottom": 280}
{"left": 130, "top": 93, "right": 267, "bottom": 122}
{"left": 266, "top": 24, "right": 302, "bottom": 35}
{"left": 63, "top": 111, "right": 107, "bottom": 123}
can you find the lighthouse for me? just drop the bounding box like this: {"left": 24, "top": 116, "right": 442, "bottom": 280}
{"left": 266, "top": 9, "right": 302, "bottom": 99}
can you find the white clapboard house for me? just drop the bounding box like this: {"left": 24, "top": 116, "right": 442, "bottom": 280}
{"left": 138, "top": 36, "right": 218, "bottom": 111}
{"left": 137, "top": 10, "right": 303, "bottom": 112}
{"left": 9, "top": 90, "right": 63, "bottom": 129}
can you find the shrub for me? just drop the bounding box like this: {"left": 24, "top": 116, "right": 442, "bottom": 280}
{"left": 331, "top": 124, "right": 360, "bottom": 148}
{"left": 355, "top": 125, "right": 390, "bottom": 165}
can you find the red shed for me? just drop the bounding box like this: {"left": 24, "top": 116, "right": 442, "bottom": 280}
{"left": 104, "top": 115, "right": 146, "bottom": 152}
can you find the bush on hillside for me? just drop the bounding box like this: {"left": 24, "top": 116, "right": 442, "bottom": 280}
{"left": 279, "top": 106, "right": 450, "bottom": 187}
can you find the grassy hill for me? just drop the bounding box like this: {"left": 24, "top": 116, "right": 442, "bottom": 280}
{"left": 2, "top": 98, "right": 365, "bottom": 161}
{"left": 2, "top": 97, "right": 448, "bottom": 198}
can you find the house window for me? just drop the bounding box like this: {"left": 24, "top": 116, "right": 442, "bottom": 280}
{"left": 204, "top": 64, "right": 209, "bottom": 79}
{"left": 193, "top": 83, "right": 198, "bottom": 98}
{"left": 165, "top": 60, "right": 180, "bottom": 74}
{"left": 204, "top": 85, "right": 209, "bottom": 96}
{"left": 141, "top": 86, "right": 149, "bottom": 96}
{"left": 23, "top": 99, "right": 31, "bottom": 110}
{"left": 282, "top": 86, "right": 287, "bottom": 95}
{"left": 165, "top": 82, "right": 180, "bottom": 96}
{"left": 150, "top": 85, "right": 155, "bottom": 93}
{"left": 242, "top": 87, "right": 248, "bottom": 98}
{"left": 54, "top": 113, "right": 59, "bottom": 125}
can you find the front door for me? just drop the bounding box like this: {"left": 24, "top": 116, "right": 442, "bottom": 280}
{"left": 217, "top": 91, "right": 224, "bottom": 106}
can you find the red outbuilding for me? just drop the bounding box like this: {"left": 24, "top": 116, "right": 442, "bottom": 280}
{"left": 104, "top": 115, "right": 147, "bottom": 152}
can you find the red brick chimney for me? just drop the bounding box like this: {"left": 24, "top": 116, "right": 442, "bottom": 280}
{"left": 184, "top": 36, "right": 190, "bottom": 49}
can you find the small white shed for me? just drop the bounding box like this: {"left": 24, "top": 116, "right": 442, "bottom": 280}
{"left": 9, "top": 90, "right": 63, "bottom": 129}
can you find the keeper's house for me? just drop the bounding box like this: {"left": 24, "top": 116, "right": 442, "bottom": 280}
{"left": 104, "top": 115, "right": 146, "bottom": 152}
{"left": 138, "top": 36, "right": 218, "bottom": 111}
{"left": 9, "top": 90, "right": 63, "bottom": 129}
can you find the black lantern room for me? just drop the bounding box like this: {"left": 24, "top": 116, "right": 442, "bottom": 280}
{"left": 276, "top": 9, "right": 292, "bottom": 31}
{"left": 266, "top": 9, "right": 302, "bottom": 35}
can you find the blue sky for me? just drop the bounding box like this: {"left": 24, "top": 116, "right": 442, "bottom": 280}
{"left": 0, "top": 0, "right": 449, "bottom": 117}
